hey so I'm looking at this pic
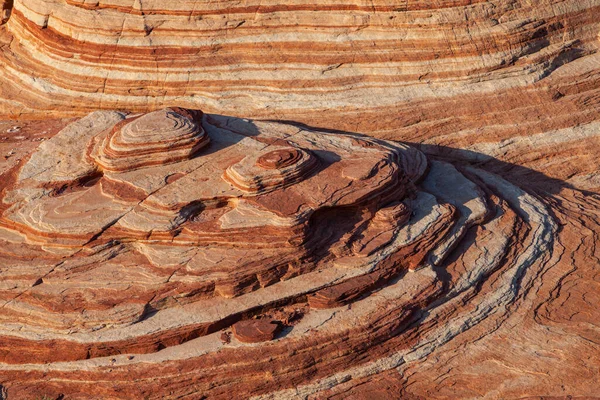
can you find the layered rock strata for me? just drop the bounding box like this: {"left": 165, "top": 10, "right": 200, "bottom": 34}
{"left": 0, "top": 0, "right": 599, "bottom": 123}
{"left": 92, "top": 108, "right": 209, "bottom": 172}
{"left": 0, "top": 108, "right": 597, "bottom": 399}
{"left": 0, "top": 0, "right": 598, "bottom": 397}
{"left": 0, "top": 0, "right": 598, "bottom": 195}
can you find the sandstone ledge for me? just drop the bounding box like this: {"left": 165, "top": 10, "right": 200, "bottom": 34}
{"left": 0, "top": 109, "right": 597, "bottom": 399}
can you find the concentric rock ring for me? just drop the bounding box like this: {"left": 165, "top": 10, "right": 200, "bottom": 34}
{"left": 256, "top": 149, "right": 302, "bottom": 170}
{"left": 92, "top": 107, "right": 209, "bottom": 172}
{"left": 224, "top": 146, "right": 318, "bottom": 192}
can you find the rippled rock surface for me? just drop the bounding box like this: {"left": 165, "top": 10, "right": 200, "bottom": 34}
{"left": 0, "top": 107, "right": 598, "bottom": 399}
{"left": 0, "top": 0, "right": 599, "bottom": 398}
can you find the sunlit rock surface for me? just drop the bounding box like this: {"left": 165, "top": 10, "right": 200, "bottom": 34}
{"left": 0, "top": 107, "right": 597, "bottom": 399}
{"left": 0, "top": 0, "right": 599, "bottom": 399}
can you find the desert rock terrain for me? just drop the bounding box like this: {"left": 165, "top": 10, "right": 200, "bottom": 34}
{"left": 0, "top": 1, "right": 599, "bottom": 399}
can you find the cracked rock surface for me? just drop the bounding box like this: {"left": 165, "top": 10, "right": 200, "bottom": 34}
{"left": 0, "top": 107, "right": 597, "bottom": 399}
{"left": 0, "top": 0, "right": 599, "bottom": 399}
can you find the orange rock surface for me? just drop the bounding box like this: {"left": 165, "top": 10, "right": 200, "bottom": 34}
{"left": 0, "top": 1, "right": 599, "bottom": 399}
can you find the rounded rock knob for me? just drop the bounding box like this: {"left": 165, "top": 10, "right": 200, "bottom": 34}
{"left": 256, "top": 149, "right": 302, "bottom": 170}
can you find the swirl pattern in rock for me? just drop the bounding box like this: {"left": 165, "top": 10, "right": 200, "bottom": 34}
{"left": 92, "top": 107, "right": 209, "bottom": 172}
{"left": 0, "top": 107, "right": 597, "bottom": 399}
{"left": 225, "top": 146, "right": 318, "bottom": 192}
{"left": 0, "top": 1, "right": 599, "bottom": 397}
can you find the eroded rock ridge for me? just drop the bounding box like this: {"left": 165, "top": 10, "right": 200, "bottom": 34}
{"left": 1, "top": 107, "right": 594, "bottom": 399}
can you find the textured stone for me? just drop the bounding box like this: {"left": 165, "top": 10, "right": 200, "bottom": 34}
{"left": 0, "top": 0, "right": 598, "bottom": 399}
{"left": 0, "top": 104, "right": 596, "bottom": 399}
{"left": 232, "top": 319, "right": 282, "bottom": 344}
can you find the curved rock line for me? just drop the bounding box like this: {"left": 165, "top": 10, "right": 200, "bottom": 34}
{"left": 0, "top": 0, "right": 598, "bottom": 120}
{"left": 0, "top": 109, "right": 586, "bottom": 400}
{"left": 255, "top": 167, "right": 558, "bottom": 399}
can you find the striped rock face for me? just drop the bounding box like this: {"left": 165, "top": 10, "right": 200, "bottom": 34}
{"left": 0, "top": 0, "right": 598, "bottom": 194}
{"left": 0, "top": 108, "right": 598, "bottom": 399}
{"left": 92, "top": 108, "right": 209, "bottom": 172}
{"left": 0, "top": 0, "right": 599, "bottom": 399}
{"left": 0, "top": 0, "right": 599, "bottom": 125}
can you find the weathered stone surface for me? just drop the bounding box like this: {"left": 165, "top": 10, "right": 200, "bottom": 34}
{"left": 0, "top": 0, "right": 598, "bottom": 399}
{"left": 0, "top": 105, "right": 597, "bottom": 399}
{"left": 0, "top": 0, "right": 598, "bottom": 127}
{"left": 232, "top": 319, "right": 281, "bottom": 343}
{"left": 92, "top": 108, "right": 209, "bottom": 172}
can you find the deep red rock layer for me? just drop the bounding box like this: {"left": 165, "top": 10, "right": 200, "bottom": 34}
{"left": 0, "top": 0, "right": 598, "bottom": 398}
{"left": 0, "top": 107, "right": 597, "bottom": 399}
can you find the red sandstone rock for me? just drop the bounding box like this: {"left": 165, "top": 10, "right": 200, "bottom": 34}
{"left": 0, "top": 1, "right": 598, "bottom": 399}
{"left": 0, "top": 107, "right": 598, "bottom": 399}
{"left": 232, "top": 319, "right": 282, "bottom": 343}
{"left": 0, "top": 108, "right": 430, "bottom": 365}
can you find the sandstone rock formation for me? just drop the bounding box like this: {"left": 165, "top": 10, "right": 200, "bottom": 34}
{"left": 0, "top": 0, "right": 598, "bottom": 124}
{"left": 0, "top": 106, "right": 598, "bottom": 399}
{"left": 0, "top": 0, "right": 598, "bottom": 191}
{"left": 0, "top": 0, "right": 599, "bottom": 399}
{"left": 0, "top": 1, "right": 10, "bottom": 25}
